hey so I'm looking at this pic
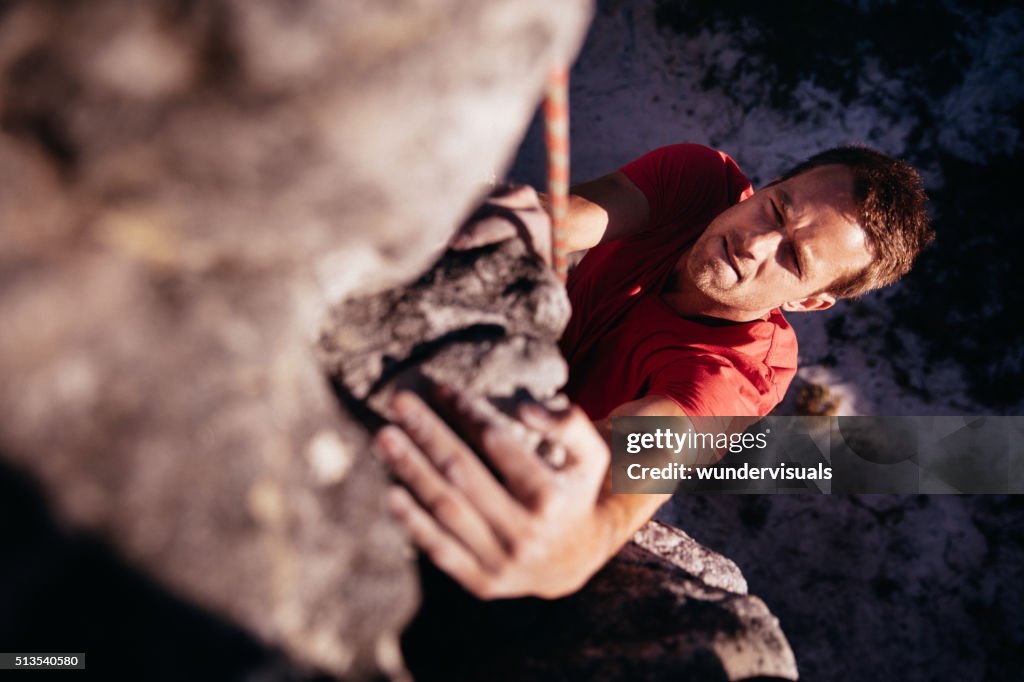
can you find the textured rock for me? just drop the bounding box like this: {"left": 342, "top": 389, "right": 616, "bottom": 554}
{"left": 0, "top": 0, "right": 593, "bottom": 679}
{"left": 403, "top": 520, "right": 798, "bottom": 681}
{"left": 631, "top": 519, "right": 748, "bottom": 594}
{"left": 319, "top": 235, "right": 571, "bottom": 421}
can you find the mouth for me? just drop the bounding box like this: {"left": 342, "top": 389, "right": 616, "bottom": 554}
{"left": 722, "top": 236, "right": 741, "bottom": 280}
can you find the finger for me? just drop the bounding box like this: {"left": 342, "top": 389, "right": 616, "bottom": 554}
{"left": 430, "top": 387, "right": 557, "bottom": 510}
{"left": 516, "top": 209, "right": 553, "bottom": 265}
{"left": 486, "top": 189, "right": 553, "bottom": 264}
{"left": 386, "top": 486, "right": 496, "bottom": 597}
{"left": 519, "top": 402, "right": 610, "bottom": 492}
{"left": 375, "top": 425, "right": 507, "bottom": 570}
{"left": 450, "top": 215, "right": 516, "bottom": 250}
{"left": 389, "top": 392, "right": 531, "bottom": 539}
{"left": 487, "top": 184, "right": 542, "bottom": 210}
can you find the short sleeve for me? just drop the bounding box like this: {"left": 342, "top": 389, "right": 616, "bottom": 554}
{"left": 619, "top": 144, "right": 754, "bottom": 235}
{"left": 647, "top": 357, "right": 765, "bottom": 418}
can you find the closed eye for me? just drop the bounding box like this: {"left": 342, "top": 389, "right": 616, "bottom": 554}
{"left": 770, "top": 200, "right": 784, "bottom": 225}
{"left": 789, "top": 242, "right": 802, "bottom": 276}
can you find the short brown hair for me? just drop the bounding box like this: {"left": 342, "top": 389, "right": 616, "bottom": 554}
{"left": 779, "top": 146, "right": 933, "bottom": 299}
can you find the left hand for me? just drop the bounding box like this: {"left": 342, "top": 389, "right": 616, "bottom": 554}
{"left": 449, "top": 184, "right": 553, "bottom": 266}
{"left": 373, "top": 387, "right": 611, "bottom": 599}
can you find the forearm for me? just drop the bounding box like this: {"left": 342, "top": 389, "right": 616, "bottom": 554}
{"left": 591, "top": 481, "right": 672, "bottom": 563}
{"left": 586, "top": 397, "right": 682, "bottom": 562}
{"left": 590, "top": 416, "right": 669, "bottom": 560}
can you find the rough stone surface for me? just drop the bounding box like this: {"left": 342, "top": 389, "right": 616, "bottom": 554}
{"left": 0, "top": 0, "right": 593, "bottom": 679}
{"left": 402, "top": 520, "right": 797, "bottom": 681}
{"left": 319, "top": 235, "right": 572, "bottom": 421}
{"left": 631, "top": 519, "right": 748, "bottom": 594}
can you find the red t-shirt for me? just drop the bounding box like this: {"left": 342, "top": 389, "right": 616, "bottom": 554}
{"left": 559, "top": 144, "right": 798, "bottom": 420}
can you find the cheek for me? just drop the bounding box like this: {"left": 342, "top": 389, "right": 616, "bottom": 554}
{"left": 688, "top": 231, "right": 718, "bottom": 264}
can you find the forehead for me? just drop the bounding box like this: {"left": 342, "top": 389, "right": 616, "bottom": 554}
{"left": 778, "top": 165, "right": 872, "bottom": 278}
{"left": 779, "top": 164, "right": 857, "bottom": 209}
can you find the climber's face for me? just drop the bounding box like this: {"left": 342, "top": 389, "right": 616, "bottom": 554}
{"left": 680, "top": 165, "right": 872, "bottom": 320}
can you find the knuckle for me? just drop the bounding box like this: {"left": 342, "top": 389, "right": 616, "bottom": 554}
{"left": 472, "top": 578, "right": 500, "bottom": 600}
{"left": 415, "top": 529, "right": 442, "bottom": 557}
{"left": 504, "top": 536, "right": 525, "bottom": 562}
{"left": 479, "top": 423, "right": 502, "bottom": 450}
{"left": 480, "top": 422, "right": 516, "bottom": 455}
{"left": 507, "top": 523, "right": 540, "bottom": 561}
{"left": 389, "top": 499, "right": 411, "bottom": 522}
{"left": 430, "top": 545, "right": 461, "bottom": 572}
{"left": 388, "top": 452, "right": 415, "bottom": 480}
{"left": 516, "top": 184, "right": 539, "bottom": 201}
{"left": 427, "top": 492, "right": 460, "bottom": 523}
{"left": 437, "top": 457, "right": 462, "bottom": 484}
{"left": 522, "top": 489, "right": 546, "bottom": 513}
{"left": 560, "top": 406, "right": 587, "bottom": 430}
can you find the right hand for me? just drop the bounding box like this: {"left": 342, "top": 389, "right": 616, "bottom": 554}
{"left": 374, "top": 388, "right": 612, "bottom": 599}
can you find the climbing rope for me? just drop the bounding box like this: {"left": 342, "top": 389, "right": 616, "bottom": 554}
{"left": 543, "top": 67, "right": 570, "bottom": 283}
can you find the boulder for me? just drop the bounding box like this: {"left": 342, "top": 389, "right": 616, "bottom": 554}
{"left": 0, "top": 0, "right": 592, "bottom": 678}
{"left": 319, "top": 234, "right": 571, "bottom": 422}
{"left": 402, "top": 521, "right": 798, "bottom": 681}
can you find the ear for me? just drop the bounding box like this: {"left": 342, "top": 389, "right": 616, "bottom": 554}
{"left": 781, "top": 292, "right": 835, "bottom": 313}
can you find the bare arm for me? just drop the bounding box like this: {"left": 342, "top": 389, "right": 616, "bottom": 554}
{"left": 536, "top": 171, "right": 651, "bottom": 254}
{"left": 563, "top": 171, "right": 651, "bottom": 250}
{"left": 587, "top": 394, "right": 688, "bottom": 559}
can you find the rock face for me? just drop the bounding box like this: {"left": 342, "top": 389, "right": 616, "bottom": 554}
{"left": 0, "top": 1, "right": 592, "bottom": 679}
{"left": 319, "top": 234, "right": 571, "bottom": 422}
{"left": 0, "top": 1, "right": 797, "bottom": 679}
{"left": 402, "top": 520, "right": 798, "bottom": 681}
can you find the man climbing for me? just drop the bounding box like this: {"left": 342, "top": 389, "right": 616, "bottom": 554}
{"left": 372, "top": 142, "right": 933, "bottom": 599}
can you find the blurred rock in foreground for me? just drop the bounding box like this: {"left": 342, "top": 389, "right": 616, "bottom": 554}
{"left": 0, "top": 0, "right": 592, "bottom": 678}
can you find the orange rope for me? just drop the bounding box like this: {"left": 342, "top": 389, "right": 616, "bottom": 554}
{"left": 543, "top": 67, "right": 570, "bottom": 283}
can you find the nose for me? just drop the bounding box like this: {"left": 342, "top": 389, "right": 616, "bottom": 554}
{"left": 735, "top": 227, "right": 781, "bottom": 263}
